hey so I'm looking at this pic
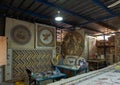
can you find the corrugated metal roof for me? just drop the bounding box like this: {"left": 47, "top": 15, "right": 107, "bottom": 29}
{"left": 0, "top": 0, "right": 119, "bottom": 34}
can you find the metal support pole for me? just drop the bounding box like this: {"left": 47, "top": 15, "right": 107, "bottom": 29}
{"left": 103, "top": 34, "right": 107, "bottom": 66}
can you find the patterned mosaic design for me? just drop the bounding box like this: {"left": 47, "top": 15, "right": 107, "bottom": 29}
{"left": 52, "top": 63, "right": 120, "bottom": 85}
{"left": 62, "top": 30, "right": 84, "bottom": 57}
{"left": 36, "top": 24, "right": 56, "bottom": 48}
{"left": 10, "top": 25, "right": 31, "bottom": 45}
{"left": 5, "top": 17, "right": 35, "bottom": 49}
{"left": 12, "top": 50, "right": 52, "bottom": 80}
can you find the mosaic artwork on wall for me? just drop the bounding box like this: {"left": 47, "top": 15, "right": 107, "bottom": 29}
{"left": 10, "top": 25, "right": 31, "bottom": 45}
{"left": 5, "top": 17, "right": 35, "bottom": 49}
{"left": 61, "top": 30, "right": 84, "bottom": 57}
{"left": 12, "top": 49, "right": 52, "bottom": 80}
{"left": 36, "top": 24, "right": 56, "bottom": 48}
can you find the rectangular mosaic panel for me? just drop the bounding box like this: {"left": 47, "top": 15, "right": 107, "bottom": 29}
{"left": 5, "top": 17, "right": 35, "bottom": 49}
{"left": 12, "top": 49, "right": 52, "bottom": 80}
{"left": 36, "top": 24, "right": 56, "bottom": 48}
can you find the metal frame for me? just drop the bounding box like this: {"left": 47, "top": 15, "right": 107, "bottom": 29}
{"left": 0, "top": 0, "right": 120, "bottom": 31}
{"left": 0, "top": 4, "right": 48, "bottom": 19}
{"left": 35, "top": 0, "right": 93, "bottom": 21}
{"left": 92, "top": 0, "right": 114, "bottom": 15}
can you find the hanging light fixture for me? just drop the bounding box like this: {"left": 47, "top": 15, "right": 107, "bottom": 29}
{"left": 55, "top": 11, "right": 63, "bottom": 21}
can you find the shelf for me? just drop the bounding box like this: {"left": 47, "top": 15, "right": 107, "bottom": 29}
{"left": 96, "top": 37, "right": 115, "bottom": 65}
{"left": 96, "top": 45, "right": 115, "bottom": 47}
{"left": 88, "top": 59, "right": 105, "bottom": 71}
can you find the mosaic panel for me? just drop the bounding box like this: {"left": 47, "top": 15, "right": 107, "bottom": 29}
{"left": 5, "top": 17, "right": 35, "bottom": 49}
{"left": 12, "top": 50, "right": 52, "bottom": 80}
{"left": 61, "top": 30, "right": 84, "bottom": 57}
{"left": 36, "top": 24, "right": 56, "bottom": 48}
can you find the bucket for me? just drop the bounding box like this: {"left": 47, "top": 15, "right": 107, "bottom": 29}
{"left": 15, "top": 81, "right": 24, "bottom": 85}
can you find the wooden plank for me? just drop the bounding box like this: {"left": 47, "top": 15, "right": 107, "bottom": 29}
{"left": 0, "top": 36, "right": 7, "bottom": 66}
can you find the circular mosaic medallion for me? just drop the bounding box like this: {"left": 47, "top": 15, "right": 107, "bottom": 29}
{"left": 39, "top": 29, "right": 53, "bottom": 45}
{"left": 11, "top": 25, "right": 31, "bottom": 45}
{"left": 62, "top": 31, "right": 84, "bottom": 57}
